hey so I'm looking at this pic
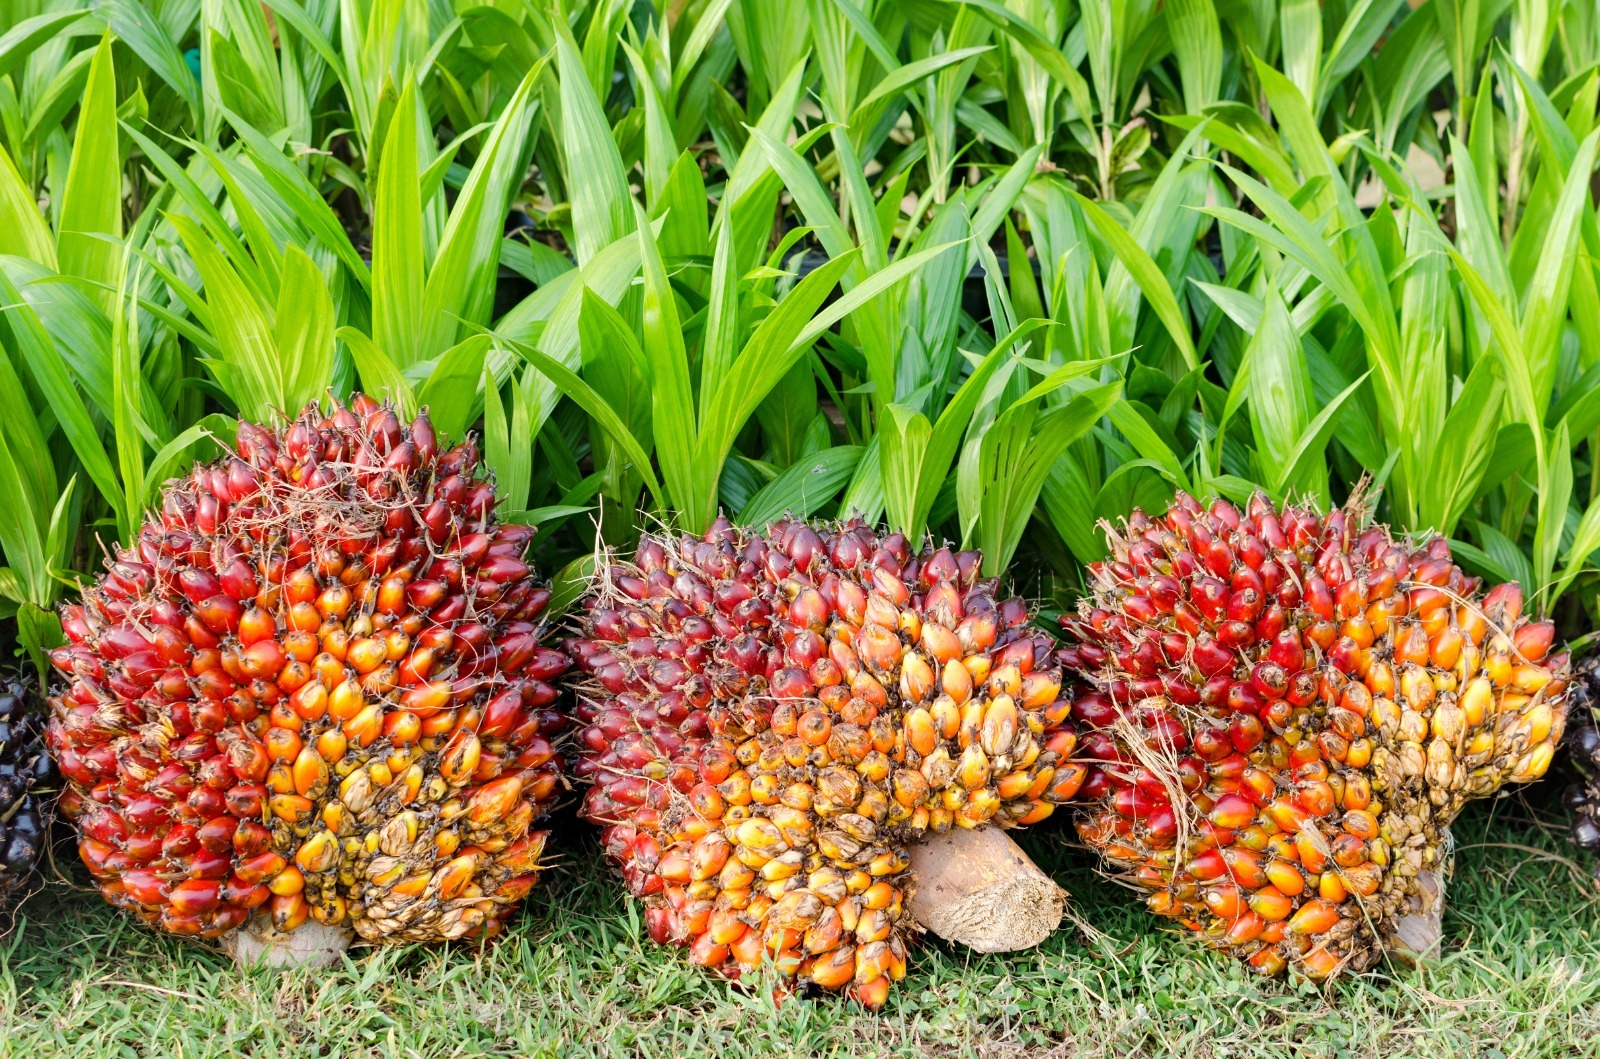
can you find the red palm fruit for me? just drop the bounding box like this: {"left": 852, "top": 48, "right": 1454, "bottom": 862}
{"left": 47, "top": 396, "right": 571, "bottom": 946}
{"left": 1056, "top": 490, "right": 1570, "bottom": 979}
{"left": 569, "top": 519, "right": 1072, "bottom": 1007}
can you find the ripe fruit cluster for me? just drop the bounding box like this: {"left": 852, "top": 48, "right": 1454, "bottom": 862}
{"left": 1562, "top": 653, "right": 1600, "bottom": 882}
{"left": 1056, "top": 492, "right": 1569, "bottom": 977}
{"left": 0, "top": 674, "right": 54, "bottom": 907}
{"left": 568, "top": 518, "right": 1076, "bottom": 1006}
{"left": 47, "top": 396, "right": 569, "bottom": 944}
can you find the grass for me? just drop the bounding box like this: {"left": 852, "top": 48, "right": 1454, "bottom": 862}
{"left": 3, "top": 794, "right": 1598, "bottom": 1059}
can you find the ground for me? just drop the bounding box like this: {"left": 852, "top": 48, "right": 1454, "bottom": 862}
{"left": 2, "top": 793, "right": 1597, "bottom": 1059}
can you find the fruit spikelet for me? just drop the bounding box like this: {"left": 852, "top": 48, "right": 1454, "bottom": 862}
{"left": 1055, "top": 490, "right": 1570, "bottom": 978}
{"left": 568, "top": 518, "right": 1076, "bottom": 1007}
{"left": 0, "top": 673, "right": 55, "bottom": 907}
{"left": 47, "top": 395, "right": 570, "bottom": 944}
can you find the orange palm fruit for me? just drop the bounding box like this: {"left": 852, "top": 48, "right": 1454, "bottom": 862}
{"left": 46, "top": 396, "right": 570, "bottom": 947}
{"left": 570, "top": 519, "right": 1071, "bottom": 1007}
{"left": 1055, "top": 489, "right": 1570, "bottom": 979}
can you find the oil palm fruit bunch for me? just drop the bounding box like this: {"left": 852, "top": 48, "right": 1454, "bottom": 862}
{"left": 0, "top": 671, "right": 55, "bottom": 907}
{"left": 1055, "top": 490, "right": 1570, "bottom": 978}
{"left": 1560, "top": 651, "right": 1600, "bottom": 886}
{"left": 46, "top": 395, "right": 570, "bottom": 946}
{"left": 567, "top": 517, "right": 1077, "bottom": 1007}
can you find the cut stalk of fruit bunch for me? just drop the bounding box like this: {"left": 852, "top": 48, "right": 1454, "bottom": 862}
{"left": 1054, "top": 490, "right": 1570, "bottom": 978}
{"left": 46, "top": 396, "right": 570, "bottom": 962}
{"left": 568, "top": 519, "right": 1078, "bottom": 1007}
{"left": 0, "top": 672, "right": 56, "bottom": 909}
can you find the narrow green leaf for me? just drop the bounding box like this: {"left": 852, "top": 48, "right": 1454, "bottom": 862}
{"left": 337, "top": 326, "right": 416, "bottom": 415}
{"left": 881, "top": 405, "right": 933, "bottom": 542}
{"left": 1535, "top": 424, "right": 1573, "bottom": 605}
{"left": 372, "top": 76, "right": 425, "bottom": 370}
{"left": 1276, "top": 372, "right": 1370, "bottom": 501}
{"left": 57, "top": 34, "right": 122, "bottom": 318}
{"left": 172, "top": 214, "right": 282, "bottom": 422}
{"left": 0, "top": 11, "right": 89, "bottom": 82}
{"left": 417, "top": 336, "right": 491, "bottom": 441}
{"left": 0, "top": 142, "right": 54, "bottom": 266}
{"left": 500, "top": 333, "right": 666, "bottom": 508}
{"left": 558, "top": 29, "right": 632, "bottom": 264}
{"left": 418, "top": 63, "right": 544, "bottom": 360}
{"left": 222, "top": 105, "right": 372, "bottom": 290}
{"left": 1071, "top": 191, "right": 1198, "bottom": 369}
{"left": 1168, "top": 0, "right": 1222, "bottom": 112}
{"left": 1108, "top": 400, "right": 1188, "bottom": 489}
{"left": 633, "top": 202, "right": 699, "bottom": 523}
{"left": 0, "top": 270, "right": 121, "bottom": 516}
{"left": 275, "top": 245, "right": 336, "bottom": 413}
{"left": 739, "top": 446, "right": 863, "bottom": 527}
{"left": 0, "top": 427, "right": 45, "bottom": 605}
{"left": 1551, "top": 497, "right": 1600, "bottom": 606}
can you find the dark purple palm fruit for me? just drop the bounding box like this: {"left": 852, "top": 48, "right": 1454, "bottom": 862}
{"left": 1562, "top": 651, "right": 1600, "bottom": 883}
{"left": 0, "top": 670, "right": 55, "bottom": 907}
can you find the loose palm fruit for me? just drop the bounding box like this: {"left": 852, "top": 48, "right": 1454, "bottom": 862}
{"left": 569, "top": 519, "right": 1073, "bottom": 1007}
{"left": 0, "top": 671, "right": 55, "bottom": 907}
{"left": 1056, "top": 490, "right": 1569, "bottom": 978}
{"left": 47, "top": 396, "right": 570, "bottom": 944}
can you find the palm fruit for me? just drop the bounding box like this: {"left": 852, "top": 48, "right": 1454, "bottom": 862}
{"left": 0, "top": 672, "right": 55, "bottom": 907}
{"left": 1560, "top": 651, "right": 1600, "bottom": 885}
{"left": 568, "top": 518, "right": 1076, "bottom": 1007}
{"left": 1055, "top": 490, "right": 1570, "bottom": 978}
{"left": 46, "top": 395, "right": 570, "bottom": 945}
